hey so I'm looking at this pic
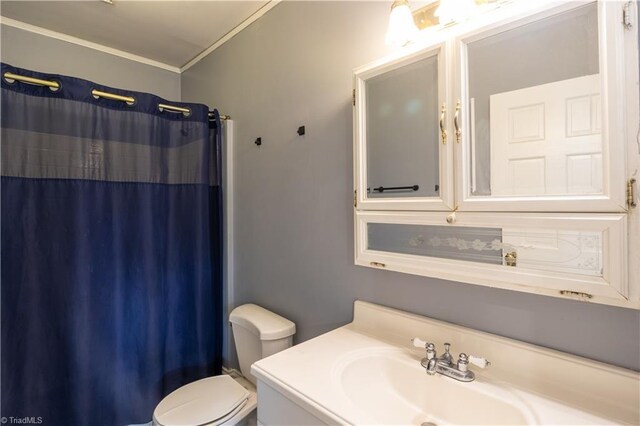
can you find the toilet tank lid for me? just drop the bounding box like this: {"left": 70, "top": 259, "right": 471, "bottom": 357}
{"left": 229, "top": 304, "right": 296, "bottom": 340}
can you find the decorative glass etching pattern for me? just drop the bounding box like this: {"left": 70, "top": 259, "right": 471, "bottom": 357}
{"left": 502, "top": 229, "right": 603, "bottom": 276}
{"left": 368, "top": 224, "right": 503, "bottom": 264}
{"left": 367, "top": 223, "right": 604, "bottom": 276}
{"left": 415, "top": 235, "right": 509, "bottom": 252}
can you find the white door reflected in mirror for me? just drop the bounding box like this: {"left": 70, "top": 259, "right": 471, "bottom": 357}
{"left": 489, "top": 74, "right": 603, "bottom": 196}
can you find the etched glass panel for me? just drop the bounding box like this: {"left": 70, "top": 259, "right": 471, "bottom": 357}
{"left": 367, "top": 223, "right": 603, "bottom": 277}
{"left": 366, "top": 54, "right": 440, "bottom": 198}
{"left": 368, "top": 224, "right": 503, "bottom": 264}
{"left": 466, "top": 3, "right": 602, "bottom": 197}
{"left": 502, "top": 228, "right": 603, "bottom": 276}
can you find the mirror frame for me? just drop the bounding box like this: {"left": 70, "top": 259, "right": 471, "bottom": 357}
{"left": 353, "top": 42, "right": 454, "bottom": 211}
{"left": 453, "top": 1, "right": 628, "bottom": 212}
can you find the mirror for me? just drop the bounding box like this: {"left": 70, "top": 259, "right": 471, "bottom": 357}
{"left": 466, "top": 3, "right": 601, "bottom": 197}
{"left": 365, "top": 53, "right": 441, "bottom": 198}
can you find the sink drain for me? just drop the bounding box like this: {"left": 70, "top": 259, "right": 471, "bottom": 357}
{"left": 421, "top": 423, "right": 437, "bottom": 426}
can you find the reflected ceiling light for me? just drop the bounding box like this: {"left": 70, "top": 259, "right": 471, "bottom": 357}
{"left": 385, "top": 0, "right": 420, "bottom": 47}
{"left": 435, "top": 0, "right": 479, "bottom": 26}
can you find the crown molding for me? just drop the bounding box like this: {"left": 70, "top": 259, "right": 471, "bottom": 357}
{"left": 180, "top": 0, "right": 282, "bottom": 72}
{"left": 1, "top": 0, "right": 282, "bottom": 75}
{"left": 0, "top": 16, "right": 181, "bottom": 74}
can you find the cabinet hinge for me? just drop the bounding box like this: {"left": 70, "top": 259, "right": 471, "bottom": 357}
{"left": 623, "top": 1, "right": 633, "bottom": 30}
{"left": 627, "top": 178, "right": 637, "bottom": 208}
{"left": 352, "top": 89, "right": 356, "bottom": 106}
{"left": 354, "top": 189, "right": 357, "bottom": 208}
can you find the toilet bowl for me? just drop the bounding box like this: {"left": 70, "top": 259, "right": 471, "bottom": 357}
{"left": 153, "top": 304, "right": 296, "bottom": 426}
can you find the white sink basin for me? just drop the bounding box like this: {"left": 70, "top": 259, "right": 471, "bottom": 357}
{"left": 253, "top": 302, "right": 639, "bottom": 426}
{"left": 333, "top": 348, "right": 535, "bottom": 426}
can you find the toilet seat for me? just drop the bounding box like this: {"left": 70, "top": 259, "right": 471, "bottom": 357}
{"left": 153, "top": 375, "right": 250, "bottom": 426}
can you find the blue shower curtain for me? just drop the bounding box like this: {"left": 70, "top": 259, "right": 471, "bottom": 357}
{"left": 1, "top": 63, "right": 223, "bottom": 426}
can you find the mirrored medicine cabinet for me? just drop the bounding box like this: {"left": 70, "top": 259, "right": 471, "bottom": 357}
{"left": 353, "top": 0, "right": 640, "bottom": 308}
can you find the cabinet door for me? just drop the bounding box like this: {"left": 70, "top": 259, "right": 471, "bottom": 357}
{"left": 354, "top": 44, "right": 453, "bottom": 210}
{"left": 355, "top": 211, "right": 629, "bottom": 307}
{"left": 454, "top": 1, "right": 629, "bottom": 212}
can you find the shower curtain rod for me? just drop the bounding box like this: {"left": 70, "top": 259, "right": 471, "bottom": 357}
{"left": 3, "top": 71, "right": 229, "bottom": 120}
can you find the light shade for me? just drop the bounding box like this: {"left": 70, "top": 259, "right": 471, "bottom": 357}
{"left": 385, "top": 0, "right": 420, "bottom": 47}
{"left": 435, "top": 0, "right": 478, "bottom": 26}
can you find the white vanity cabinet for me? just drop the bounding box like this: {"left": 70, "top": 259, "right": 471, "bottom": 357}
{"left": 353, "top": 0, "right": 640, "bottom": 308}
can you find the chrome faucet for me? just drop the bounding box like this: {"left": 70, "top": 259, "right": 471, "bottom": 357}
{"left": 412, "top": 338, "right": 490, "bottom": 382}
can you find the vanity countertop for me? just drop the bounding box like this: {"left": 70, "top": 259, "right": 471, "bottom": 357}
{"left": 252, "top": 301, "right": 640, "bottom": 425}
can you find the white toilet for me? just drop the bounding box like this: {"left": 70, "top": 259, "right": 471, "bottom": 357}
{"left": 153, "top": 304, "right": 296, "bottom": 426}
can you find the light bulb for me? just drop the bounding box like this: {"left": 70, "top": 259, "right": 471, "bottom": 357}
{"left": 435, "top": 0, "right": 478, "bottom": 26}
{"left": 385, "top": 0, "right": 419, "bottom": 47}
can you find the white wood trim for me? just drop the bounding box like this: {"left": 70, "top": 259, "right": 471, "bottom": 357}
{"left": 454, "top": 194, "right": 624, "bottom": 212}
{"left": 598, "top": 1, "right": 628, "bottom": 209}
{"left": 622, "top": 0, "right": 640, "bottom": 306}
{"left": 353, "top": 43, "right": 454, "bottom": 211}
{"left": 0, "top": 17, "right": 180, "bottom": 73}
{"left": 180, "top": 0, "right": 282, "bottom": 72}
{"left": 223, "top": 121, "right": 235, "bottom": 364}
{"left": 355, "top": 211, "right": 634, "bottom": 308}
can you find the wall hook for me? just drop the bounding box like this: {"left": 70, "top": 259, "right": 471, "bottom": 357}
{"left": 254, "top": 137, "right": 262, "bottom": 146}
{"left": 297, "top": 126, "right": 305, "bottom": 136}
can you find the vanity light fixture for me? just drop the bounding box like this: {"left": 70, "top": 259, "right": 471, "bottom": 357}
{"left": 385, "top": 0, "right": 420, "bottom": 47}
{"left": 435, "top": 0, "right": 479, "bottom": 26}
{"left": 411, "top": 0, "right": 508, "bottom": 33}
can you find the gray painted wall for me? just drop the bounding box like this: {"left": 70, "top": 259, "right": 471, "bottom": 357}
{"left": 1, "top": 24, "right": 180, "bottom": 100}
{"left": 181, "top": 1, "right": 640, "bottom": 372}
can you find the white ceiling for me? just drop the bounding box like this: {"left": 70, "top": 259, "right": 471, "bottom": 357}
{"left": 0, "top": 0, "right": 270, "bottom": 68}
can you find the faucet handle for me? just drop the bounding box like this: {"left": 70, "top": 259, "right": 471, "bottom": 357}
{"left": 457, "top": 353, "right": 469, "bottom": 372}
{"left": 418, "top": 342, "right": 437, "bottom": 370}
{"left": 468, "top": 355, "right": 491, "bottom": 368}
{"left": 425, "top": 343, "right": 436, "bottom": 360}
{"left": 411, "top": 337, "right": 428, "bottom": 348}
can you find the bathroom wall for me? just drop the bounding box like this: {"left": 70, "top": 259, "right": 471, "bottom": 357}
{"left": 1, "top": 24, "right": 180, "bottom": 100}
{"left": 181, "top": 1, "right": 640, "bottom": 371}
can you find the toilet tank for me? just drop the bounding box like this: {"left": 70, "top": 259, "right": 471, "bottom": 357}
{"left": 229, "top": 304, "right": 296, "bottom": 384}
